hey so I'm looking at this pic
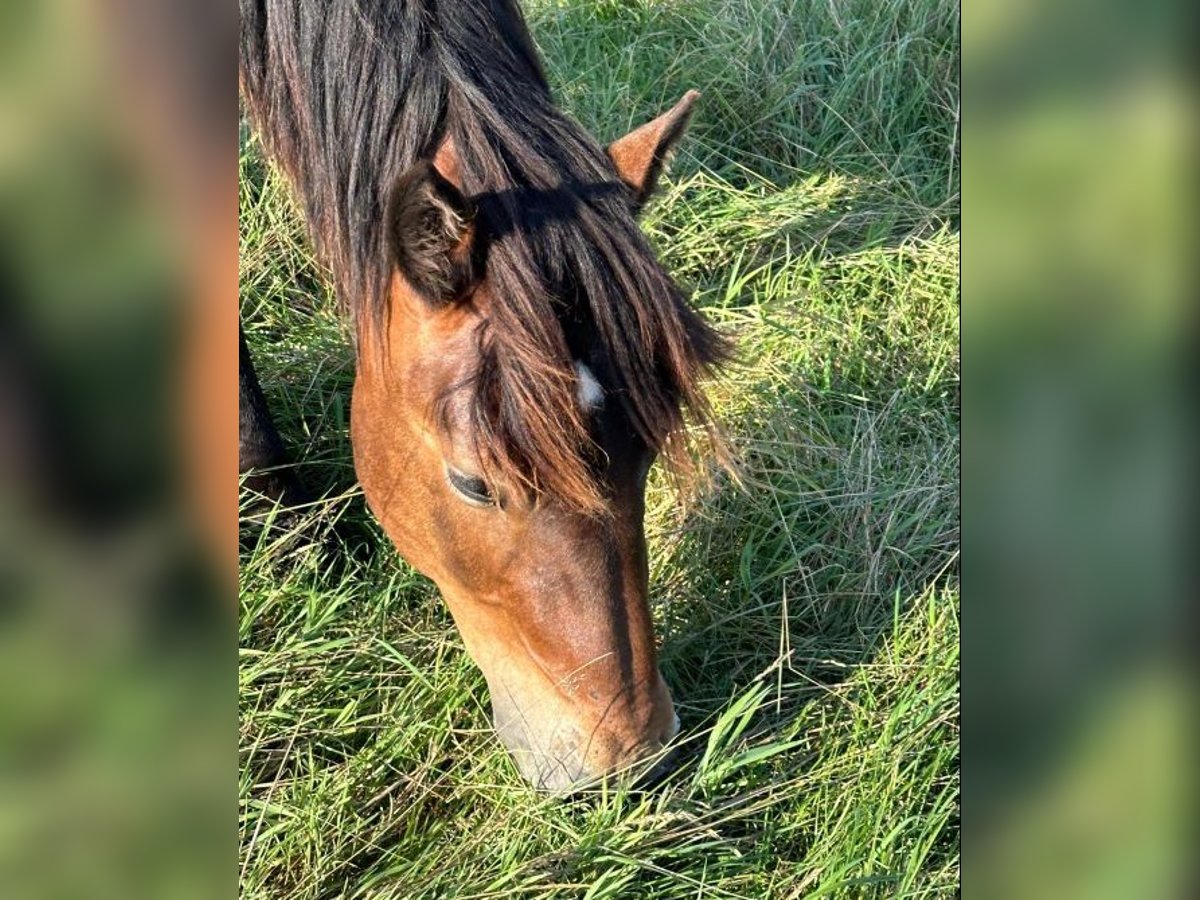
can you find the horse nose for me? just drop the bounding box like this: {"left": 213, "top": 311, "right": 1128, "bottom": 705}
{"left": 498, "top": 727, "right": 681, "bottom": 793}
{"left": 490, "top": 675, "right": 681, "bottom": 791}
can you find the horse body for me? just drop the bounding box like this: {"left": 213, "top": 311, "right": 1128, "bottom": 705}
{"left": 239, "top": 0, "right": 726, "bottom": 789}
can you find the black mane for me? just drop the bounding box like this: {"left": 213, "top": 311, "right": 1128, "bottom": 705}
{"left": 240, "top": 0, "right": 727, "bottom": 509}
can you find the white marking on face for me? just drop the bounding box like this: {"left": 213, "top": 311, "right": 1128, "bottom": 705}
{"left": 574, "top": 361, "right": 604, "bottom": 410}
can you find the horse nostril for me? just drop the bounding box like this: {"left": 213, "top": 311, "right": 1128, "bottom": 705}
{"left": 638, "top": 745, "right": 681, "bottom": 788}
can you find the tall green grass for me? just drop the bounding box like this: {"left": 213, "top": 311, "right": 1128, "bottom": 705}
{"left": 240, "top": 0, "right": 959, "bottom": 896}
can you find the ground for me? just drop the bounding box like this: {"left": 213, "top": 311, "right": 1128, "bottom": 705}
{"left": 239, "top": 0, "right": 959, "bottom": 896}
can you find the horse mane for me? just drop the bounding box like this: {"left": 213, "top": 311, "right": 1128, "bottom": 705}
{"left": 239, "top": 0, "right": 728, "bottom": 511}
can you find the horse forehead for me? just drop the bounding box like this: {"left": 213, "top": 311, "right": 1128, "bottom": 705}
{"left": 574, "top": 361, "right": 604, "bottom": 410}
{"left": 432, "top": 359, "right": 605, "bottom": 435}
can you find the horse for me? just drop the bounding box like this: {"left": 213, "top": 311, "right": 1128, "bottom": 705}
{"left": 238, "top": 0, "right": 728, "bottom": 791}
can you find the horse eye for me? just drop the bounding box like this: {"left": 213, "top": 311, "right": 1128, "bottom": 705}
{"left": 446, "top": 466, "right": 494, "bottom": 506}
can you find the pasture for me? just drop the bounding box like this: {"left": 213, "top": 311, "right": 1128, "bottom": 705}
{"left": 239, "top": 0, "right": 959, "bottom": 896}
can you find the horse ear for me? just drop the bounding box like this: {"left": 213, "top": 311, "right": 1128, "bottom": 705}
{"left": 385, "top": 156, "right": 478, "bottom": 304}
{"left": 606, "top": 90, "right": 700, "bottom": 208}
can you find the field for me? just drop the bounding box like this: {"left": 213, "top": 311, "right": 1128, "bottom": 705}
{"left": 239, "top": 0, "right": 959, "bottom": 897}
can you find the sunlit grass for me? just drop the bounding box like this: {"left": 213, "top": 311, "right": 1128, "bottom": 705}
{"left": 240, "top": 0, "right": 958, "bottom": 896}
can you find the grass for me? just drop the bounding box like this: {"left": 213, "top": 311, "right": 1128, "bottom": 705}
{"left": 239, "top": 0, "right": 959, "bottom": 896}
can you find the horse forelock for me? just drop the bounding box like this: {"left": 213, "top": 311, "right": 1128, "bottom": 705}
{"left": 239, "top": 0, "right": 728, "bottom": 513}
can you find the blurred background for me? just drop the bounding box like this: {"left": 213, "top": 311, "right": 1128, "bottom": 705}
{"left": 0, "top": 0, "right": 1194, "bottom": 897}
{"left": 965, "top": 0, "right": 1196, "bottom": 896}
{"left": 0, "top": 1, "right": 234, "bottom": 897}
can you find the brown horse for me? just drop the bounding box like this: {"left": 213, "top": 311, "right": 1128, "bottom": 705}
{"left": 239, "top": 0, "right": 728, "bottom": 790}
